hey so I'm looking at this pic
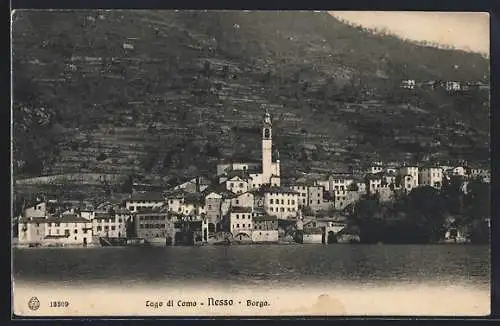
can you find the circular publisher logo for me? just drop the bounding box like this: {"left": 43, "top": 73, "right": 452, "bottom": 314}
{"left": 28, "top": 297, "right": 40, "bottom": 311}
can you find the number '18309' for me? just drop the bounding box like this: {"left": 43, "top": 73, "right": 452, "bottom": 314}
{"left": 50, "top": 301, "right": 69, "bottom": 308}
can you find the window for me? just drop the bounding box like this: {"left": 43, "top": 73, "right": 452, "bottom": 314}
{"left": 237, "top": 224, "right": 240, "bottom": 228}
{"left": 317, "top": 200, "right": 320, "bottom": 204}
{"left": 287, "top": 200, "right": 290, "bottom": 205}
{"left": 270, "top": 207, "right": 274, "bottom": 212}
{"left": 208, "top": 205, "right": 212, "bottom": 210}
{"left": 254, "top": 225, "right": 258, "bottom": 229}
{"left": 280, "top": 207, "right": 284, "bottom": 212}
{"left": 74, "top": 229, "right": 78, "bottom": 234}
{"left": 111, "top": 226, "right": 116, "bottom": 231}
{"left": 104, "top": 226, "right": 109, "bottom": 230}
{"left": 281, "top": 199, "right": 284, "bottom": 205}
{"left": 140, "top": 224, "right": 144, "bottom": 228}
{"left": 239, "top": 183, "right": 243, "bottom": 187}
{"left": 236, "top": 214, "right": 239, "bottom": 219}
{"left": 270, "top": 199, "right": 274, "bottom": 204}
{"left": 56, "top": 229, "right": 60, "bottom": 234}
{"left": 83, "top": 229, "right": 88, "bottom": 234}
{"left": 235, "top": 200, "right": 239, "bottom": 205}
{"left": 118, "top": 218, "right": 122, "bottom": 223}
{"left": 74, "top": 236, "right": 77, "bottom": 240}
{"left": 242, "top": 224, "right": 245, "bottom": 228}
{"left": 97, "top": 226, "right": 102, "bottom": 231}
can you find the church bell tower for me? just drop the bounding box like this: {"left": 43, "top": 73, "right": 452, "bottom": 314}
{"left": 262, "top": 110, "right": 273, "bottom": 185}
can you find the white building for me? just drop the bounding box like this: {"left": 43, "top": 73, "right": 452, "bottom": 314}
{"left": 302, "top": 227, "right": 323, "bottom": 244}
{"left": 419, "top": 167, "right": 443, "bottom": 188}
{"left": 328, "top": 174, "right": 354, "bottom": 192}
{"left": 231, "top": 192, "right": 254, "bottom": 209}
{"left": 125, "top": 192, "right": 165, "bottom": 213}
{"left": 398, "top": 166, "right": 419, "bottom": 188}
{"left": 92, "top": 209, "right": 129, "bottom": 239}
{"left": 23, "top": 201, "right": 47, "bottom": 218}
{"left": 225, "top": 176, "right": 250, "bottom": 194}
{"left": 17, "top": 217, "right": 47, "bottom": 246}
{"left": 365, "top": 174, "right": 383, "bottom": 195}
{"left": 367, "top": 162, "right": 384, "bottom": 175}
{"left": 291, "top": 184, "right": 309, "bottom": 207}
{"left": 263, "top": 187, "right": 299, "bottom": 219}
{"left": 18, "top": 214, "right": 94, "bottom": 246}
{"left": 229, "top": 207, "right": 253, "bottom": 235}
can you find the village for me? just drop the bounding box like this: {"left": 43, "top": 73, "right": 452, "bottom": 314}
{"left": 13, "top": 110, "right": 491, "bottom": 248}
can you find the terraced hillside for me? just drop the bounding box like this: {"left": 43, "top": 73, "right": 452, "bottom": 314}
{"left": 12, "top": 10, "right": 490, "bottom": 185}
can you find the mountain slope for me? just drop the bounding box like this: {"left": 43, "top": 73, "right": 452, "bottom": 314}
{"left": 12, "top": 10, "right": 490, "bottom": 182}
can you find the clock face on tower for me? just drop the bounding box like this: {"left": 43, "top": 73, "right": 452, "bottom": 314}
{"left": 264, "top": 128, "right": 270, "bottom": 139}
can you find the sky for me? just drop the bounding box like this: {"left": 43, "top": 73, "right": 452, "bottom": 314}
{"left": 329, "top": 11, "right": 489, "bottom": 55}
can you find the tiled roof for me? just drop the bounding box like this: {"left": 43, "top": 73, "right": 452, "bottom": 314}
{"left": 165, "top": 188, "right": 188, "bottom": 198}
{"left": 303, "top": 227, "right": 323, "bottom": 235}
{"left": 262, "top": 186, "right": 299, "bottom": 194}
{"left": 253, "top": 215, "right": 278, "bottom": 222}
{"left": 135, "top": 206, "right": 168, "bottom": 215}
{"left": 128, "top": 191, "right": 164, "bottom": 202}
{"left": 19, "top": 216, "right": 47, "bottom": 223}
{"left": 45, "top": 235, "right": 69, "bottom": 239}
{"left": 230, "top": 206, "right": 252, "bottom": 213}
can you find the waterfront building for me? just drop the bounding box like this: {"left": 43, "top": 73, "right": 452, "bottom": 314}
{"left": 18, "top": 214, "right": 94, "bottom": 247}
{"left": 17, "top": 216, "right": 47, "bottom": 246}
{"left": 92, "top": 208, "right": 129, "bottom": 239}
{"left": 125, "top": 191, "right": 165, "bottom": 213}
{"left": 302, "top": 227, "right": 323, "bottom": 244}
{"left": 263, "top": 187, "right": 299, "bottom": 219}
{"left": 229, "top": 206, "right": 253, "bottom": 236}
{"left": 134, "top": 207, "right": 174, "bottom": 245}
{"left": 252, "top": 215, "right": 279, "bottom": 242}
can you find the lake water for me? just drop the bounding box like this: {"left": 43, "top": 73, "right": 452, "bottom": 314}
{"left": 12, "top": 244, "right": 491, "bottom": 316}
{"left": 13, "top": 244, "right": 490, "bottom": 289}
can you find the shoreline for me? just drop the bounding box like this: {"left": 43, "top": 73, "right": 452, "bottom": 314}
{"left": 12, "top": 242, "right": 487, "bottom": 249}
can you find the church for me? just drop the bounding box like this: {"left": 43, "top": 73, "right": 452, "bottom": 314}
{"left": 216, "top": 110, "right": 281, "bottom": 189}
